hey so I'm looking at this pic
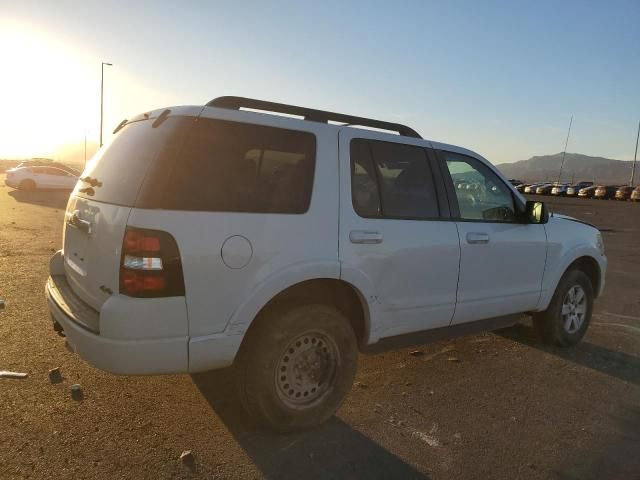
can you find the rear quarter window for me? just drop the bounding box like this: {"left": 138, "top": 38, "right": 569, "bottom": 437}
{"left": 162, "top": 119, "right": 316, "bottom": 214}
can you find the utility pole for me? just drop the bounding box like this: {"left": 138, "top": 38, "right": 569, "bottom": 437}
{"left": 630, "top": 119, "right": 639, "bottom": 187}
{"left": 100, "top": 62, "right": 113, "bottom": 147}
{"left": 556, "top": 115, "right": 573, "bottom": 185}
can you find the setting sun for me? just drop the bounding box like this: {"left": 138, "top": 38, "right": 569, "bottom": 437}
{"left": 0, "top": 21, "right": 97, "bottom": 158}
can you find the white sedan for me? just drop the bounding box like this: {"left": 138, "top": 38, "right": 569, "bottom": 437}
{"left": 5, "top": 166, "right": 78, "bottom": 191}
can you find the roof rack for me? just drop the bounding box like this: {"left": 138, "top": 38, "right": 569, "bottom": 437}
{"left": 206, "top": 96, "right": 422, "bottom": 139}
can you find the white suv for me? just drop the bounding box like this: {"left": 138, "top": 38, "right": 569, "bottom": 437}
{"left": 47, "top": 97, "right": 606, "bottom": 431}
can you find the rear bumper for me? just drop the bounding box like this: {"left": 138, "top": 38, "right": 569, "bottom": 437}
{"left": 45, "top": 251, "right": 242, "bottom": 375}
{"left": 47, "top": 277, "right": 189, "bottom": 375}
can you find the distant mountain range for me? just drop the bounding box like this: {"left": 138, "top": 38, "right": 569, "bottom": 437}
{"left": 497, "top": 153, "right": 636, "bottom": 185}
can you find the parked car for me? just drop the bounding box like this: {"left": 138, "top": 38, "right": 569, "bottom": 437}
{"left": 4, "top": 166, "right": 78, "bottom": 191}
{"left": 16, "top": 159, "right": 80, "bottom": 176}
{"left": 567, "top": 181, "right": 594, "bottom": 196}
{"left": 524, "top": 183, "right": 541, "bottom": 194}
{"left": 631, "top": 187, "right": 640, "bottom": 202}
{"left": 509, "top": 179, "right": 524, "bottom": 188}
{"left": 614, "top": 186, "right": 634, "bottom": 201}
{"left": 515, "top": 183, "right": 527, "bottom": 193}
{"left": 551, "top": 183, "right": 571, "bottom": 196}
{"left": 536, "top": 183, "right": 555, "bottom": 195}
{"left": 45, "top": 96, "right": 607, "bottom": 432}
{"left": 578, "top": 185, "right": 598, "bottom": 198}
{"left": 594, "top": 185, "right": 617, "bottom": 200}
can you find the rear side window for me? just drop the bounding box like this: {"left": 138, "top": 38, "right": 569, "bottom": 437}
{"left": 350, "top": 139, "right": 440, "bottom": 219}
{"left": 74, "top": 117, "right": 184, "bottom": 205}
{"left": 164, "top": 119, "right": 316, "bottom": 213}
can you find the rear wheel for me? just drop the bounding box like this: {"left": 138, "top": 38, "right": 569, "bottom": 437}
{"left": 19, "top": 179, "right": 36, "bottom": 191}
{"left": 235, "top": 303, "right": 358, "bottom": 432}
{"left": 533, "top": 269, "right": 594, "bottom": 347}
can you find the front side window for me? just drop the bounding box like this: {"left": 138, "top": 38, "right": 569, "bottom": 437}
{"left": 442, "top": 151, "right": 516, "bottom": 222}
{"left": 350, "top": 139, "right": 439, "bottom": 219}
{"left": 166, "top": 119, "right": 316, "bottom": 213}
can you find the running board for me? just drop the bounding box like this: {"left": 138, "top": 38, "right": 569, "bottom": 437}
{"left": 362, "top": 314, "right": 526, "bottom": 354}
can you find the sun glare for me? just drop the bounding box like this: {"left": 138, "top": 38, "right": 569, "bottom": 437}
{"left": 0, "top": 21, "right": 98, "bottom": 159}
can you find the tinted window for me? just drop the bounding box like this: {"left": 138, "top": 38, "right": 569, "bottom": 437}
{"left": 46, "top": 168, "right": 68, "bottom": 176}
{"left": 350, "top": 139, "right": 439, "bottom": 219}
{"left": 165, "top": 119, "right": 316, "bottom": 213}
{"left": 442, "top": 151, "right": 516, "bottom": 222}
{"left": 75, "top": 117, "right": 185, "bottom": 205}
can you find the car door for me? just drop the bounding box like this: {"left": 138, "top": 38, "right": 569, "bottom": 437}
{"left": 30, "top": 166, "right": 52, "bottom": 188}
{"left": 338, "top": 129, "right": 460, "bottom": 340}
{"left": 44, "top": 167, "right": 70, "bottom": 188}
{"left": 437, "top": 149, "right": 547, "bottom": 324}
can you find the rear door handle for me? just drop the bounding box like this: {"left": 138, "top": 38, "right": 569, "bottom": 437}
{"left": 466, "top": 232, "right": 489, "bottom": 244}
{"left": 349, "top": 230, "right": 383, "bottom": 244}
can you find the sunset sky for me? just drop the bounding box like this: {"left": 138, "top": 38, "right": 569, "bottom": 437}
{"left": 1, "top": 0, "right": 638, "bottom": 164}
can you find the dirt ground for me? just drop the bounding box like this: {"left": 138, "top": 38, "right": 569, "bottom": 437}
{"left": 1, "top": 175, "right": 638, "bottom": 480}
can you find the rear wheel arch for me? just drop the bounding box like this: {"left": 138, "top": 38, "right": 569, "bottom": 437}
{"left": 241, "top": 278, "right": 370, "bottom": 349}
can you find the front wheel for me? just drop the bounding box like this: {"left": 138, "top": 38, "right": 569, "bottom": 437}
{"left": 19, "top": 179, "right": 36, "bottom": 191}
{"left": 533, "top": 269, "right": 594, "bottom": 347}
{"left": 235, "top": 304, "right": 358, "bottom": 432}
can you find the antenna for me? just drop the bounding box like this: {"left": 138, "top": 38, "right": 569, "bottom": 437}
{"left": 630, "top": 119, "right": 639, "bottom": 187}
{"left": 556, "top": 115, "right": 573, "bottom": 185}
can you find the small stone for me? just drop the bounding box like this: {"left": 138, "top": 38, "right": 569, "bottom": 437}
{"left": 429, "top": 390, "right": 435, "bottom": 396}
{"left": 180, "top": 450, "right": 194, "bottom": 467}
{"left": 355, "top": 382, "right": 368, "bottom": 389}
{"left": 401, "top": 391, "right": 408, "bottom": 396}
{"left": 447, "top": 357, "right": 460, "bottom": 362}
{"left": 70, "top": 384, "right": 83, "bottom": 400}
{"left": 48, "top": 368, "right": 62, "bottom": 384}
{"left": 404, "top": 381, "right": 412, "bottom": 386}
{"left": 409, "top": 350, "right": 424, "bottom": 357}
{"left": 397, "top": 420, "right": 406, "bottom": 426}
{"left": 453, "top": 433, "right": 462, "bottom": 440}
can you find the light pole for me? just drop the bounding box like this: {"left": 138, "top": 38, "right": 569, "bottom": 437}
{"left": 100, "top": 62, "right": 112, "bottom": 147}
{"left": 630, "top": 119, "right": 639, "bottom": 187}
{"left": 556, "top": 115, "right": 573, "bottom": 185}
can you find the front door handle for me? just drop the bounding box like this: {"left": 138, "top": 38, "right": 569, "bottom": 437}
{"left": 350, "top": 230, "right": 383, "bottom": 244}
{"left": 466, "top": 232, "right": 489, "bottom": 244}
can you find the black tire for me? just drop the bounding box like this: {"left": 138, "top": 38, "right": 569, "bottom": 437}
{"left": 235, "top": 303, "right": 358, "bottom": 432}
{"left": 533, "top": 269, "right": 594, "bottom": 347}
{"left": 19, "top": 179, "right": 36, "bottom": 191}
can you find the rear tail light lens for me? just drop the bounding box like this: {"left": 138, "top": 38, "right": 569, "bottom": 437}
{"left": 119, "top": 227, "right": 184, "bottom": 298}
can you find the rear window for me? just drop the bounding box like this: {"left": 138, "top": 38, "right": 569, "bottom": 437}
{"left": 162, "top": 118, "right": 316, "bottom": 214}
{"left": 74, "top": 117, "right": 185, "bottom": 205}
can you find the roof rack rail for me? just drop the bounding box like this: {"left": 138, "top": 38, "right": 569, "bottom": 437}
{"left": 206, "top": 96, "right": 422, "bottom": 139}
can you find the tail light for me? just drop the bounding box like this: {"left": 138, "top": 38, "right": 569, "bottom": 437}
{"left": 119, "top": 227, "right": 185, "bottom": 298}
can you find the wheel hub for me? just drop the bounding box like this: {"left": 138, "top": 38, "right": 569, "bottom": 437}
{"left": 561, "top": 285, "right": 587, "bottom": 334}
{"left": 275, "top": 331, "right": 339, "bottom": 408}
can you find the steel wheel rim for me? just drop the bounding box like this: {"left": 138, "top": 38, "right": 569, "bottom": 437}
{"left": 275, "top": 330, "right": 340, "bottom": 409}
{"left": 561, "top": 285, "right": 587, "bottom": 334}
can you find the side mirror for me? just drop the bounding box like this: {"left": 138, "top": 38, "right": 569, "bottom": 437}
{"left": 525, "top": 200, "right": 549, "bottom": 224}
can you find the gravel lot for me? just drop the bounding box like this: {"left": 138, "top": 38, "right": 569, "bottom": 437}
{"left": 1, "top": 175, "right": 638, "bottom": 479}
